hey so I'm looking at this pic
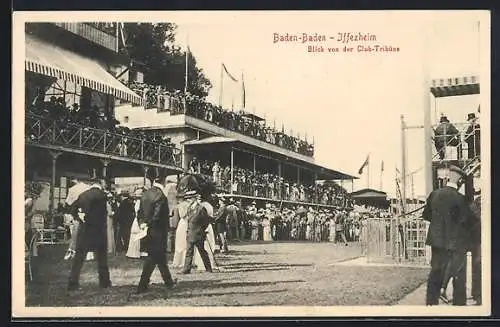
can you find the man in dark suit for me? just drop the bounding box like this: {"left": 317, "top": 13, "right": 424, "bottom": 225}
{"left": 469, "top": 193, "right": 482, "bottom": 305}
{"left": 136, "top": 176, "right": 177, "bottom": 293}
{"left": 214, "top": 198, "right": 230, "bottom": 253}
{"left": 67, "top": 177, "right": 111, "bottom": 291}
{"left": 181, "top": 190, "right": 213, "bottom": 274}
{"left": 422, "top": 165, "right": 473, "bottom": 305}
{"left": 115, "top": 192, "right": 135, "bottom": 253}
{"left": 465, "top": 113, "right": 481, "bottom": 159}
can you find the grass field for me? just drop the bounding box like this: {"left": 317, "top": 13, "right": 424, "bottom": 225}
{"left": 26, "top": 241, "right": 429, "bottom": 306}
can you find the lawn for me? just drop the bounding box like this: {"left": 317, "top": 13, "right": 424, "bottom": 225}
{"left": 26, "top": 242, "right": 429, "bottom": 306}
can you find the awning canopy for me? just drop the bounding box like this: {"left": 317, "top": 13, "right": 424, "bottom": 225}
{"left": 183, "top": 136, "right": 237, "bottom": 146}
{"left": 184, "top": 136, "right": 357, "bottom": 180}
{"left": 430, "top": 75, "right": 480, "bottom": 98}
{"left": 25, "top": 33, "right": 144, "bottom": 106}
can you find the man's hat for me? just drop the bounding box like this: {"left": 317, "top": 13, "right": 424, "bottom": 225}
{"left": 439, "top": 115, "right": 449, "bottom": 123}
{"left": 467, "top": 113, "right": 477, "bottom": 121}
{"left": 448, "top": 165, "right": 466, "bottom": 177}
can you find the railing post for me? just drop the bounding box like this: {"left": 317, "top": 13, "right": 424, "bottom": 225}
{"left": 158, "top": 144, "right": 161, "bottom": 163}
{"left": 103, "top": 132, "right": 107, "bottom": 152}
{"left": 49, "top": 150, "right": 62, "bottom": 216}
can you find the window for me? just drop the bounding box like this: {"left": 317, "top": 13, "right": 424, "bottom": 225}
{"left": 44, "top": 79, "right": 83, "bottom": 108}
{"left": 53, "top": 176, "right": 68, "bottom": 209}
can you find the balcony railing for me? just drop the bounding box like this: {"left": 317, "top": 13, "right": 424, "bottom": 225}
{"left": 52, "top": 23, "right": 118, "bottom": 52}
{"left": 196, "top": 173, "right": 350, "bottom": 207}
{"left": 431, "top": 121, "right": 480, "bottom": 163}
{"left": 128, "top": 83, "right": 315, "bottom": 157}
{"left": 25, "top": 113, "right": 182, "bottom": 169}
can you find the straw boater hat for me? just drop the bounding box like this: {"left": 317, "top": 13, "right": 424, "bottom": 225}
{"left": 447, "top": 165, "right": 466, "bottom": 183}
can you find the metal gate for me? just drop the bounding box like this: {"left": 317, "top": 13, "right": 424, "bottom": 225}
{"left": 366, "top": 215, "right": 430, "bottom": 265}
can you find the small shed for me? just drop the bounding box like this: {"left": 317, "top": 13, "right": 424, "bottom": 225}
{"left": 349, "top": 188, "right": 390, "bottom": 209}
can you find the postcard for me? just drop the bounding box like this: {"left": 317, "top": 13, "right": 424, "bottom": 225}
{"left": 13, "top": 10, "right": 491, "bottom": 317}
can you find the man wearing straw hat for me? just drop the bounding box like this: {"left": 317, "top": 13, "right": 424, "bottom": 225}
{"left": 422, "top": 164, "right": 473, "bottom": 306}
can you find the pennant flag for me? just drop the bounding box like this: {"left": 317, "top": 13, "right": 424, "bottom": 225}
{"left": 222, "top": 63, "right": 238, "bottom": 82}
{"left": 358, "top": 154, "right": 370, "bottom": 175}
{"left": 381, "top": 160, "right": 384, "bottom": 172}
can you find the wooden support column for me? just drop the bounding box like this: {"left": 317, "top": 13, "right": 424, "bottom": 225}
{"left": 143, "top": 166, "right": 149, "bottom": 187}
{"left": 49, "top": 151, "right": 62, "bottom": 214}
{"left": 278, "top": 162, "right": 282, "bottom": 200}
{"left": 230, "top": 148, "right": 234, "bottom": 195}
{"left": 101, "top": 159, "right": 111, "bottom": 187}
{"left": 314, "top": 172, "right": 318, "bottom": 204}
{"left": 297, "top": 166, "right": 300, "bottom": 184}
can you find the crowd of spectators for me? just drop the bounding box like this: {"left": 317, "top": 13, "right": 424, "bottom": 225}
{"left": 26, "top": 96, "right": 179, "bottom": 165}
{"left": 217, "top": 198, "right": 381, "bottom": 245}
{"left": 188, "top": 158, "right": 351, "bottom": 207}
{"left": 128, "top": 82, "right": 315, "bottom": 157}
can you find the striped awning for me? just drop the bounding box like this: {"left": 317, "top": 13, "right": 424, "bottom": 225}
{"left": 25, "top": 33, "right": 144, "bottom": 106}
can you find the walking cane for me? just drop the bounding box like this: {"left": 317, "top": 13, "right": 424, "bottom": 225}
{"left": 205, "top": 236, "right": 222, "bottom": 272}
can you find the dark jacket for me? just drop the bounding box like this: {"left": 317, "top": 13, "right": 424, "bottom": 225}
{"left": 434, "top": 122, "right": 460, "bottom": 147}
{"left": 72, "top": 186, "right": 108, "bottom": 251}
{"left": 465, "top": 123, "right": 480, "bottom": 152}
{"left": 186, "top": 200, "right": 210, "bottom": 244}
{"left": 469, "top": 196, "right": 481, "bottom": 247}
{"left": 137, "top": 185, "right": 170, "bottom": 253}
{"left": 214, "top": 204, "right": 228, "bottom": 234}
{"left": 115, "top": 197, "right": 135, "bottom": 228}
{"left": 422, "top": 186, "right": 472, "bottom": 251}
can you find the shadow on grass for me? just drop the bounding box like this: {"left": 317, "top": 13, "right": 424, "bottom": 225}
{"left": 144, "top": 289, "right": 289, "bottom": 301}
{"left": 222, "top": 262, "right": 313, "bottom": 268}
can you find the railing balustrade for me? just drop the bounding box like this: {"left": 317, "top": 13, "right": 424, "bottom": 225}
{"left": 25, "top": 113, "right": 182, "bottom": 168}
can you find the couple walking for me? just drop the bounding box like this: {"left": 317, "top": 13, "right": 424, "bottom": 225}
{"left": 171, "top": 174, "right": 217, "bottom": 274}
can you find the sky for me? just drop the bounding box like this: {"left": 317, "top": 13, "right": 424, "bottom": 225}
{"left": 164, "top": 11, "right": 485, "bottom": 198}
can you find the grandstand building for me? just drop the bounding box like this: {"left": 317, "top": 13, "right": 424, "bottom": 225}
{"left": 24, "top": 23, "right": 183, "bottom": 213}
{"left": 114, "top": 85, "right": 358, "bottom": 209}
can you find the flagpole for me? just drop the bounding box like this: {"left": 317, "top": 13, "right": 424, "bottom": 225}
{"left": 241, "top": 71, "right": 245, "bottom": 109}
{"left": 367, "top": 160, "right": 370, "bottom": 188}
{"left": 219, "top": 63, "right": 223, "bottom": 107}
{"left": 184, "top": 34, "right": 189, "bottom": 94}
{"left": 380, "top": 162, "right": 383, "bottom": 191}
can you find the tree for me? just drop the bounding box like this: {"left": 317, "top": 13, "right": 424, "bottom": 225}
{"left": 122, "top": 23, "right": 212, "bottom": 98}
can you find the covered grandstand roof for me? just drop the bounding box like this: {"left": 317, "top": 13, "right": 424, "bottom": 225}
{"left": 184, "top": 136, "right": 357, "bottom": 180}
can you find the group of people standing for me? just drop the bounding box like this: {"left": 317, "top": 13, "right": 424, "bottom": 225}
{"left": 62, "top": 172, "right": 220, "bottom": 294}
{"left": 433, "top": 111, "right": 480, "bottom": 161}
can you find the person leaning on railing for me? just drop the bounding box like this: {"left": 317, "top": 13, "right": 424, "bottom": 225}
{"left": 433, "top": 115, "right": 460, "bottom": 161}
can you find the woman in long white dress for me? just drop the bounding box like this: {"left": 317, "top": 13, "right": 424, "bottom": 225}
{"left": 126, "top": 189, "right": 144, "bottom": 259}
{"left": 171, "top": 200, "right": 189, "bottom": 268}
{"left": 106, "top": 196, "right": 116, "bottom": 255}
{"left": 262, "top": 217, "right": 272, "bottom": 241}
